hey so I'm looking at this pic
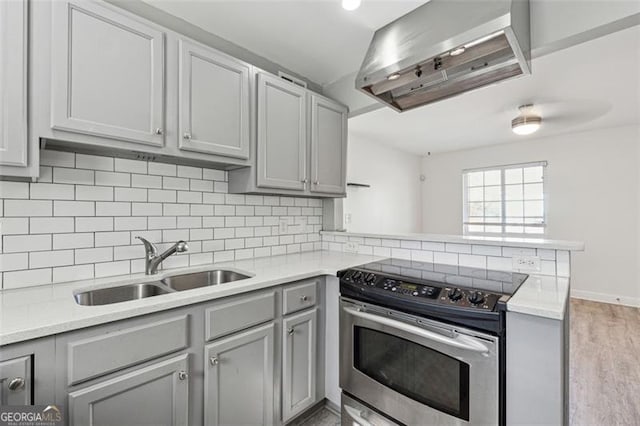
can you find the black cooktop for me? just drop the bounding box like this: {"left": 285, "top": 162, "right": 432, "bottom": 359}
{"left": 338, "top": 258, "right": 529, "bottom": 334}
{"left": 351, "top": 258, "right": 528, "bottom": 297}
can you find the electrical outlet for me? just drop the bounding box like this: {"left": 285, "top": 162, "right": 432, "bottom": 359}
{"left": 512, "top": 255, "right": 541, "bottom": 272}
{"left": 278, "top": 218, "right": 288, "bottom": 234}
{"left": 345, "top": 241, "right": 359, "bottom": 253}
{"left": 344, "top": 213, "right": 352, "bottom": 224}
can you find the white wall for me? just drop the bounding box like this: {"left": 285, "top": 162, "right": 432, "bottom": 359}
{"left": 344, "top": 136, "right": 423, "bottom": 234}
{"left": 421, "top": 125, "right": 640, "bottom": 306}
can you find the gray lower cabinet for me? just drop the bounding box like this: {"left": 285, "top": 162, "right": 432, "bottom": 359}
{"left": 0, "top": 338, "right": 55, "bottom": 406}
{"left": 69, "top": 354, "right": 190, "bottom": 426}
{"left": 0, "top": 356, "right": 32, "bottom": 405}
{"left": 204, "top": 322, "right": 275, "bottom": 426}
{"left": 282, "top": 308, "right": 318, "bottom": 422}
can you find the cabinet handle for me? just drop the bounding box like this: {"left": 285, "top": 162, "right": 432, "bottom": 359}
{"left": 209, "top": 357, "right": 219, "bottom": 366}
{"left": 301, "top": 179, "right": 308, "bottom": 184}
{"left": 287, "top": 327, "right": 295, "bottom": 335}
{"left": 313, "top": 181, "right": 319, "bottom": 185}
{"left": 300, "top": 295, "right": 309, "bottom": 302}
{"left": 7, "top": 377, "right": 25, "bottom": 391}
{"left": 183, "top": 133, "right": 192, "bottom": 140}
{"left": 155, "top": 128, "right": 163, "bottom": 135}
{"left": 178, "top": 371, "right": 188, "bottom": 380}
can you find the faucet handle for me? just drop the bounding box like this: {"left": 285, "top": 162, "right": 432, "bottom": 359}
{"left": 135, "top": 236, "right": 158, "bottom": 257}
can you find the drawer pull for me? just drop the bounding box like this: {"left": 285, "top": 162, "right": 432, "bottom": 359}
{"left": 183, "top": 133, "right": 192, "bottom": 140}
{"left": 300, "top": 295, "right": 309, "bottom": 302}
{"left": 287, "top": 327, "right": 295, "bottom": 335}
{"left": 178, "top": 371, "right": 188, "bottom": 380}
{"left": 209, "top": 357, "right": 219, "bottom": 366}
{"left": 154, "top": 128, "right": 163, "bottom": 135}
{"left": 7, "top": 377, "right": 25, "bottom": 391}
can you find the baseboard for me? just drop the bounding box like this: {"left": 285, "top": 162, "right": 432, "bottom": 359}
{"left": 571, "top": 289, "right": 640, "bottom": 308}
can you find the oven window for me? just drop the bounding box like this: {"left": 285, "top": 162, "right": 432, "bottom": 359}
{"left": 354, "top": 326, "right": 470, "bottom": 421}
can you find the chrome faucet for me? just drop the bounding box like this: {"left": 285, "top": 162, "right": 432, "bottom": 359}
{"left": 136, "top": 236, "right": 189, "bottom": 275}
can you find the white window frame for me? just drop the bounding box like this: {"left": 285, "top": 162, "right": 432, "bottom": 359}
{"left": 462, "top": 161, "right": 547, "bottom": 238}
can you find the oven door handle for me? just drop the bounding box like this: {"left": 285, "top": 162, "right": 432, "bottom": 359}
{"left": 343, "top": 404, "right": 374, "bottom": 426}
{"left": 344, "top": 306, "right": 490, "bottom": 354}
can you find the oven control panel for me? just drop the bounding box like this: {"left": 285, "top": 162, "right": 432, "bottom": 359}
{"left": 341, "top": 269, "right": 500, "bottom": 311}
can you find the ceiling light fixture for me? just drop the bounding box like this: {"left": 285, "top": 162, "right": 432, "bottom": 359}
{"left": 387, "top": 72, "right": 400, "bottom": 81}
{"left": 511, "top": 104, "right": 542, "bottom": 135}
{"left": 342, "top": 0, "right": 361, "bottom": 11}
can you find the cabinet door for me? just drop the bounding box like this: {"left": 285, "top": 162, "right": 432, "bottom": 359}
{"left": 51, "top": 0, "right": 165, "bottom": 147}
{"left": 178, "top": 39, "right": 251, "bottom": 159}
{"left": 282, "top": 308, "right": 317, "bottom": 422}
{"left": 69, "top": 354, "right": 189, "bottom": 426}
{"left": 205, "top": 322, "right": 275, "bottom": 426}
{"left": 0, "top": 356, "right": 31, "bottom": 405}
{"left": 256, "top": 73, "right": 307, "bottom": 191}
{"left": 0, "top": 0, "right": 28, "bottom": 167}
{"left": 310, "top": 95, "right": 348, "bottom": 195}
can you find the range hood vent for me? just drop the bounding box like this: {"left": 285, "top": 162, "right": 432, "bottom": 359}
{"left": 356, "top": 0, "right": 530, "bottom": 112}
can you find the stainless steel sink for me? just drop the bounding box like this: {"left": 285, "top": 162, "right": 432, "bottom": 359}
{"left": 74, "top": 282, "right": 172, "bottom": 306}
{"left": 161, "top": 270, "right": 251, "bottom": 291}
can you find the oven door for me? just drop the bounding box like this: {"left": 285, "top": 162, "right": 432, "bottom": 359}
{"left": 339, "top": 299, "right": 499, "bottom": 425}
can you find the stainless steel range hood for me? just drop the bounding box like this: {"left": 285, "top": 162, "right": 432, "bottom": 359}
{"left": 356, "top": 0, "right": 530, "bottom": 112}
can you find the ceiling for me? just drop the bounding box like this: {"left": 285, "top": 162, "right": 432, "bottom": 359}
{"left": 145, "top": 0, "right": 423, "bottom": 85}
{"left": 349, "top": 25, "right": 640, "bottom": 155}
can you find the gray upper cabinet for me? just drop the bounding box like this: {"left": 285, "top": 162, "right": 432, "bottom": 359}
{"left": 50, "top": 0, "right": 165, "bottom": 147}
{"left": 69, "top": 354, "right": 190, "bottom": 426}
{"left": 282, "top": 308, "right": 318, "bottom": 422}
{"left": 204, "top": 322, "right": 275, "bottom": 426}
{"left": 0, "top": 0, "right": 28, "bottom": 169}
{"left": 178, "top": 39, "right": 251, "bottom": 159}
{"left": 310, "top": 95, "right": 348, "bottom": 195}
{"left": 256, "top": 72, "right": 307, "bottom": 191}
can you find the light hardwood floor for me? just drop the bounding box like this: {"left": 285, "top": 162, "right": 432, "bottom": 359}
{"left": 570, "top": 298, "right": 640, "bottom": 425}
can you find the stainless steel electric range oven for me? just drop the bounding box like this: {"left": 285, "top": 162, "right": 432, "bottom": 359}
{"left": 337, "top": 258, "right": 528, "bottom": 426}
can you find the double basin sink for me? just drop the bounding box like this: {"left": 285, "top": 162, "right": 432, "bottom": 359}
{"left": 74, "top": 269, "right": 252, "bottom": 306}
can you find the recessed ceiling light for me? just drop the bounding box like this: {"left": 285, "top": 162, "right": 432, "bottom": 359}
{"left": 450, "top": 46, "right": 466, "bottom": 56}
{"left": 512, "top": 104, "right": 542, "bottom": 135}
{"left": 387, "top": 73, "right": 400, "bottom": 81}
{"left": 342, "top": 0, "right": 361, "bottom": 11}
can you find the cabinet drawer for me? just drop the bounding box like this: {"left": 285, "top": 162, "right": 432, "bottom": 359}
{"left": 283, "top": 281, "right": 318, "bottom": 315}
{"left": 67, "top": 315, "right": 189, "bottom": 385}
{"left": 206, "top": 291, "right": 276, "bottom": 341}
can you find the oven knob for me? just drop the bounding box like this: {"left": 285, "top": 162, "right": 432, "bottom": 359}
{"left": 412, "top": 291, "right": 419, "bottom": 296}
{"left": 365, "top": 273, "right": 376, "bottom": 283}
{"left": 447, "top": 288, "right": 463, "bottom": 301}
{"left": 352, "top": 271, "right": 363, "bottom": 282}
{"left": 468, "top": 291, "right": 485, "bottom": 305}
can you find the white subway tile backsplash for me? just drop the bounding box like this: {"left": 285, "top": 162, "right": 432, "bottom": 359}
{"left": 76, "top": 217, "right": 113, "bottom": 232}
{"left": 471, "top": 245, "right": 502, "bottom": 256}
{"left": 5, "top": 200, "right": 52, "bottom": 217}
{"left": 4, "top": 234, "right": 51, "bottom": 253}
{"left": 76, "top": 185, "right": 114, "bottom": 201}
{"left": 30, "top": 217, "right": 74, "bottom": 234}
{"left": 458, "top": 254, "right": 487, "bottom": 269}
{"left": 53, "top": 233, "right": 93, "bottom": 250}
{"left": 400, "top": 240, "right": 421, "bottom": 250}
{"left": 434, "top": 251, "right": 458, "bottom": 265}
{"left": 2, "top": 152, "right": 322, "bottom": 288}
{"left": 445, "top": 243, "right": 472, "bottom": 254}
{"left": 502, "top": 247, "right": 536, "bottom": 257}
{"left": 115, "top": 158, "right": 147, "bottom": 174}
{"left": 54, "top": 167, "right": 94, "bottom": 185}
{"left": 95, "top": 171, "right": 130, "bottom": 187}
{"left": 0, "top": 181, "right": 29, "bottom": 198}
{"left": 54, "top": 201, "right": 94, "bottom": 217}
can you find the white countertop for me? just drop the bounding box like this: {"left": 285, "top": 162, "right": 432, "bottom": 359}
{"left": 0, "top": 251, "right": 382, "bottom": 346}
{"left": 0, "top": 250, "right": 570, "bottom": 346}
{"left": 321, "top": 231, "right": 585, "bottom": 251}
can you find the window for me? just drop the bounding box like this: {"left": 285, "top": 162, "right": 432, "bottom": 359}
{"left": 463, "top": 162, "right": 546, "bottom": 237}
